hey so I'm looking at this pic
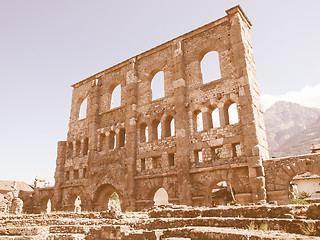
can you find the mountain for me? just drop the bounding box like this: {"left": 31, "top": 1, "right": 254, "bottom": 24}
{"left": 272, "top": 116, "right": 320, "bottom": 157}
{"left": 264, "top": 101, "right": 320, "bottom": 157}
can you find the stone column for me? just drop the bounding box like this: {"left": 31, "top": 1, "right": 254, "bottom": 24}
{"left": 123, "top": 58, "right": 139, "bottom": 211}
{"left": 172, "top": 40, "right": 192, "bottom": 205}
{"left": 53, "top": 141, "right": 67, "bottom": 210}
{"left": 202, "top": 108, "right": 212, "bottom": 131}
{"left": 86, "top": 78, "right": 101, "bottom": 209}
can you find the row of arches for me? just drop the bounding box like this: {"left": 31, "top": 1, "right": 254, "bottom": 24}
{"left": 66, "top": 138, "right": 89, "bottom": 158}
{"left": 193, "top": 101, "right": 238, "bottom": 132}
{"left": 77, "top": 50, "right": 221, "bottom": 120}
{"left": 98, "top": 128, "right": 126, "bottom": 152}
{"left": 65, "top": 167, "right": 87, "bottom": 182}
{"left": 140, "top": 116, "right": 175, "bottom": 143}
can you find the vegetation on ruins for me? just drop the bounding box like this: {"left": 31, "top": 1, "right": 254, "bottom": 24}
{"left": 291, "top": 191, "right": 311, "bottom": 205}
{"left": 301, "top": 222, "right": 320, "bottom": 236}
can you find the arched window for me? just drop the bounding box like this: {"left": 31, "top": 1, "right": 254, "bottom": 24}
{"left": 151, "top": 71, "right": 165, "bottom": 100}
{"left": 164, "top": 116, "right": 175, "bottom": 137}
{"left": 67, "top": 142, "right": 73, "bottom": 158}
{"left": 194, "top": 111, "right": 203, "bottom": 132}
{"left": 119, "top": 128, "right": 126, "bottom": 148}
{"left": 211, "top": 181, "right": 235, "bottom": 206}
{"left": 83, "top": 138, "right": 89, "bottom": 155}
{"left": 152, "top": 120, "right": 161, "bottom": 140}
{"left": 157, "top": 122, "right": 161, "bottom": 139}
{"left": 153, "top": 188, "right": 169, "bottom": 206}
{"left": 108, "top": 192, "right": 121, "bottom": 211}
{"left": 140, "top": 123, "right": 148, "bottom": 142}
{"left": 109, "top": 131, "right": 116, "bottom": 149}
{"left": 75, "top": 140, "right": 81, "bottom": 156}
{"left": 212, "top": 108, "right": 220, "bottom": 128}
{"left": 99, "top": 133, "right": 106, "bottom": 152}
{"left": 79, "top": 98, "right": 87, "bottom": 120}
{"left": 228, "top": 103, "right": 239, "bottom": 125}
{"left": 111, "top": 84, "right": 121, "bottom": 109}
{"left": 201, "top": 51, "right": 221, "bottom": 84}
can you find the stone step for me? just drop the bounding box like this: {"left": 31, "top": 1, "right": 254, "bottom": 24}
{"left": 0, "top": 217, "right": 114, "bottom": 226}
{"left": 49, "top": 225, "right": 88, "bottom": 234}
{"left": 47, "top": 233, "right": 86, "bottom": 240}
{"left": 135, "top": 217, "right": 320, "bottom": 235}
{"left": 0, "top": 237, "right": 45, "bottom": 240}
{"left": 160, "top": 226, "right": 320, "bottom": 240}
{"left": 149, "top": 205, "right": 311, "bottom": 219}
{"left": 0, "top": 226, "right": 48, "bottom": 236}
{"left": 163, "top": 238, "right": 191, "bottom": 240}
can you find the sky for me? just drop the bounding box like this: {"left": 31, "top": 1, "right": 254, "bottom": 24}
{"left": 1, "top": 0, "right": 320, "bottom": 185}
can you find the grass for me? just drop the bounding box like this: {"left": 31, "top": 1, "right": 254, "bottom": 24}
{"left": 247, "top": 222, "right": 269, "bottom": 232}
{"left": 301, "top": 223, "right": 320, "bottom": 236}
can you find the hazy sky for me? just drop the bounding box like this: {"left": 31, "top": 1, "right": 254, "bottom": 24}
{"left": 1, "top": 0, "right": 320, "bottom": 184}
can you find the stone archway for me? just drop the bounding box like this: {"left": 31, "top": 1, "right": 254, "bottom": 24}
{"left": 93, "top": 184, "right": 122, "bottom": 211}
{"left": 264, "top": 155, "right": 320, "bottom": 204}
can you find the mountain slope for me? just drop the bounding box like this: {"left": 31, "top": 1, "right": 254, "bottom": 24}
{"left": 264, "top": 101, "right": 320, "bottom": 157}
{"left": 272, "top": 116, "right": 320, "bottom": 157}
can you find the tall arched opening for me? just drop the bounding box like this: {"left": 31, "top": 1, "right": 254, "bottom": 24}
{"left": 210, "top": 181, "right": 235, "bottom": 206}
{"left": 93, "top": 184, "right": 122, "bottom": 211}
{"left": 153, "top": 187, "right": 169, "bottom": 206}
{"left": 201, "top": 51, "right": 221, "bottom": 84}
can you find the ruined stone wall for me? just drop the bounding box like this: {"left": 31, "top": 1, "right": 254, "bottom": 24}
{"left": 53, "top": 6, "right": 269, "bottom": 211}
{"left": 264, "top": 153, "right": 320, "bottom": 204}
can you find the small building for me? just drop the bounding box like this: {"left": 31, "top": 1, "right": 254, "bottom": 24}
{"left": 291, "top": 172, "right": 320, "bottom": 198}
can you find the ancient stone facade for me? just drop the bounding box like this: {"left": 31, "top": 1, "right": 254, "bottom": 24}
{"left": 52, "top": 5, "right": 271, "bottom": 212}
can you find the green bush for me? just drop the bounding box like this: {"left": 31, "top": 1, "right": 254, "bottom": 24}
{"left": 109, "top": 192, "right": 119, "bottom": 201}
{"left": 291, "top": 198, "right": 309, "bottom": 205}
{"left": 298, "top": 191, "right": 311, "bottom": 199}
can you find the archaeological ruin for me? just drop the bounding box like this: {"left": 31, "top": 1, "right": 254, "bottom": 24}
{"left": 48, "top": 5, "right": 320, "bottom": 212}
{"left": 1, "top": 5, "right": 320, "bottom": 239}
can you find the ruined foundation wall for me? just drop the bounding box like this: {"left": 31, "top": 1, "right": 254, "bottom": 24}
{"left": 53, "top": 6, "right": 269, "bottom": 211}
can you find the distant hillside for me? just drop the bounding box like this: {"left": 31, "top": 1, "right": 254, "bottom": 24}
{"left": 273, "top": 116, "right": 320, "bottom": 157}
{"left": 264, "top": 101, "right": 320, "bottom": 157}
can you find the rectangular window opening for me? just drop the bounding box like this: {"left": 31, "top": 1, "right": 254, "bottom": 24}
{"left": 194, "top": 150, "right": 203, "bottom": 163}
{"left": 83, "top": 168, "right": 87, "bottom": 178}
{"left": 73, "top": 169, "right": 79, "bottom": 180}
{"left": 211, "top": 147, "right": 223, "bottom": 160}
{"left": 168, "top": 153, "right": 175, "bottom": 166}
{"left": 141, "top": 158, "right": 146, "bottom": 171}
{"left": 152, "top": 156, "right": 159, "bottom": 169}
{"left": 232, "top": 143, "right": 241, "bottom": 157}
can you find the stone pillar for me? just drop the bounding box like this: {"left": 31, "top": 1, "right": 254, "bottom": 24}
{"left": 123, "top": 58, "right": 139, "bottom": 211}
{"left": 218, "top": 105, "right": 227, "bottom": 127}
{"left": 172, "top": 40, "right": 192, "bottom": 205}
{"left": 202, "top": 108, "right": 212, "bottom": 131}
{"left": 86, "top": 78, "right": 101, "bottom": 209}
{"left": 226, "top": 6, "right": 268, "bottom": 203}
{"left": 53, "top": 141, "right": 67, "bottom": 210}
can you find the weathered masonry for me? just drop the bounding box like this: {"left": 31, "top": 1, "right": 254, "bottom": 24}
{"left": 53, "top": 5, "right": 270, "bottom": 211}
